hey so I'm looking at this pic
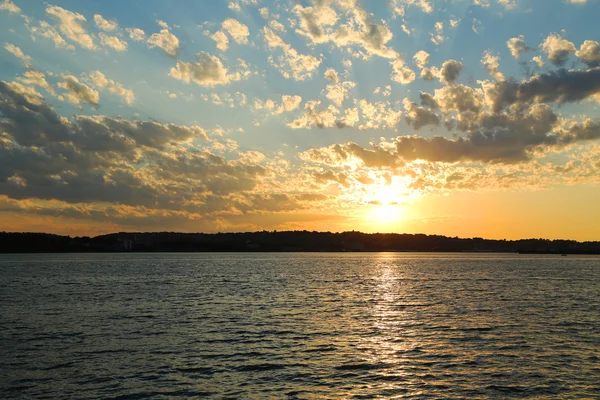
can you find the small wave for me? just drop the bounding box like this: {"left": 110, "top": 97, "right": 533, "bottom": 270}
{"left": 487, "top": 384, "right": 527, "bottom": 394}
{"left": 40, "top": 361, "right": 75, "bottom": 370}
{"left": 174, "top": 366, "right": 214, "bottom": 374}
{"left": 235, "top": 363, "right": 286, "bottom": 372}
{"left": 335, "top": 362, "right": 393, "bottom": 371}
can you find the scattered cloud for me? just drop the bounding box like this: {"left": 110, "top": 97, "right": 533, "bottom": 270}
{"left": 46, "top": 5, "right": 95, "bottom": 50}
{"left": 87, "top": 71, "right": 135, "bottom": 104}
{"left": 541, "top": 33, "right": 576, "bottom": 66}
{"left": 222, "top": 18, "right": 249, "bottom": 44}
{"left": 99, "top": 33, "right": 127, "bottom": 52}
{"left": 169, "top": 52, "right": 245, "bottom": 87}
{"left": 4, "top": 43, "right": 31, "bottom": 66}
{"left": 0, "top": 0, "right": 20, "bottom": 14}
{"left": 58, "top": 75, "right": 100, "bottom": 106}
{"left": 93, "top": 14, "right": 118, "bottom": 31}
{"left": 147, "top": 29, "right": 180, "bottom": 57}
{"left": 126, "top": 27, "right": 146, "bottom": 41}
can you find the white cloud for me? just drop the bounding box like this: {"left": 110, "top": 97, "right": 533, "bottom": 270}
{"left": 253, "top": 95, "right": 303, "bottom": 114}
{"left": 222, "top": 18, "right": 249, "bottom": 44}
{"left": 413, "top": 50, "right": 430, "bottom": 69}
{"left": 169, "top": 52, "right": 243, "bottom": 87}
{"left": 228, "top": 2, "right": 241, "bottom": 12}
{"left": 29, "top": 21, "right": 74, "bottom": 50}
{"left": 576, "top": 40, "right": 600, "bottom": 67}
{"left": 211, "top": 31, "right": 229, "bottom": 51}
{"left": 126, "top": 27, "right": 146, "bottom": 41}
{"left": 541, "top": 33, "right": 576, "bottom": 65}
{"left": 18, "top": 70, "right": 55, "bottom": 95}
{"left": 281, "top": 95, "right": 302, "bottom": 112}
{"left": 325, "top": 80, "right": 356, "bottom": 106}
{"left": 147, "top": 29, "right": 180, "bottom": 57}
{"left": 4, "top": 43, "right": 31, "bottom": 66}
{"left": 46, "top": 5, "right": 95, "bottom": 50}
{"left": 431, "top": 21, "right": 445, "bottom": 45}
{"left": 88, "top": 71, "right": 135, "bottom": 104}
{"left": 94, "top": 14, "right": 118, "bottom": 31}
{"left": 481, "top": 50, "right": 504, "bottom": 81}
{"left": 391, "top": 60, "right": 416, "bottom": 84}
{"left": 99, "top": 33, "right": 127, "bottom": 52}
{"left": 263, "top": 27, "right": 321, "bottom": 81}
{"left": 269, "top": 20, "right": 286, "bottom": 33}
{"left": 0, "top": 0, "right": 20, "bottom": 14}
{"left": 507, "top": 35, "right": 529, "bottom": 58}
{"left": 324, "top": 68, "right": 339, "bottom": 83}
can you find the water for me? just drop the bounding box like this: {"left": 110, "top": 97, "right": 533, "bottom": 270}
{"left": 1, "top": 252, "right": 599, "bottom": 399}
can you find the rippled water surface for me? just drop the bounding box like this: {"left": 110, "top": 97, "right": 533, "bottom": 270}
{"left": 1, "top": 252, "right": 599, "bottom": 399}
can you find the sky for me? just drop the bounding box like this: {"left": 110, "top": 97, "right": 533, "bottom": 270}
{"left": 1, "top": 0, "right": 600, "bottom": 240}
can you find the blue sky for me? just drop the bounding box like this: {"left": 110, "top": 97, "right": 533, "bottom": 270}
{"left": 1, "top": 0, "right": 600, "bottom": 238}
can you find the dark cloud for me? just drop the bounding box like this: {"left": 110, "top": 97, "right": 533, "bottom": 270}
{"left": 303, "top": 103, "right": 600, "bottom": 165}
{"left": 483, "top": 67, "right": 600, "bottom": 112}
{"left": 440, "top": 60, "right": 463, "bottom": 85}
{"left": 0, "top": 80, "right": 271, "bottom": 211}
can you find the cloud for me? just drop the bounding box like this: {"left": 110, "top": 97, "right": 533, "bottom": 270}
{"left": 18, "top": 70, "right": 55, "bottom": 95}
{"left": 507, "top": 35, "right": 530, "bottom": 59}
{"left": 157, "top": 19, "right": 169, "bottom": 29}
{"left": 29, "top": 21, "right": 74, "bottom": 50}
{"left": 431, "top": 21, "right": 445, "bottom": 45}
{"left": 396, "top": 0, "right": 433, "bottom": 13}
{"left": 211, "top": 30, "right": 229, "bottom": 51}
{"left": 93, "top": 14, "right": 118, "bottom": 31}
{"left": 413, "top": 50, "right": 430, "bottom": 69}
{"left": 576, "top": 40, "right": 600, "bottom": 67}
{"left": 46, "top": 5, "right": 95, "bottom": 50}
{"left": 169, "top": 52, "right": 242, "bottom": 87}
{"left": 4, "top": 43, "right": 31, "bottom": 66}
{"left": 281, "top": 95, "right": 302, "bottom": 112}
{"left": 0, "top": 80, "right": 266, "bottom": 212}
{"left": 324, "top": 68, "right": 339, "bottom": 83}
{"left": 293, "top": 0, "right": 399, "bottom": 59}
{"left": 126, "top": 27, "right": 146, "bottom": 41}
{"left": 99, "top": 33, "right": 127, "bottom": 51}
{"left": 333, "top": 3, "right": 399, "bottom": 59}
{"left": 0, "top": 0, "right": 20, "bottom": 14}
{"left": 403, "top": 98, "right": 440, "bottom": 130}
{"left": 87, "top": 71, "right": 135, "bottom": 104}
{"left": 325, "top": 80, "right": 356, "bottom": 106}
{"left": 147, "top": 29, "right": 180, "bottom": 57}
{"left": 541, "top": 33, "right": 576, "bottom": 66}
{"left": 222, "top": 18, "right": 249, "bottom": 44}
{"left": 483, "top": 67, "right": 600, "bottom": 111}
{"left": 253, "top": 95, "right": 302, "bottom": 114}
{"left": 302, "top": 101, "right": 600, "bottom": 167}
{"left": 58, "top": 75, "right": 100, "bottom": 106}
{"left": 481, "top": 50, "right": 504, "bottom": 81}
{"left": 440, "top": 59, "right": 463, "bottom": 84}
{"left": 391, "top": 60, "right": 416, "bottom": 84}
{"left": 263, "top": 27, "right": 321, "bottom": 81}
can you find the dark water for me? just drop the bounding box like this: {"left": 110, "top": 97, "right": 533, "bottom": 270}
{"left": 1, "top": 253, "right": 599, "bottom": 399}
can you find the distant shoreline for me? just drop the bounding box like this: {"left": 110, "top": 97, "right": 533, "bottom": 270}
{"left": 2, "top": 231, "right": 599, "bottom": 254}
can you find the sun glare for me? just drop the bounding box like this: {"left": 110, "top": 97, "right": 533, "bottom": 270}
{"left": 363, "top": 181, "right": 408, "bottom": 227}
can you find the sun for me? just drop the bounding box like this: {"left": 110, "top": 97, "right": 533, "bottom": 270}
{"left": 363, "top": 182, "right": 407, "bottom": 227}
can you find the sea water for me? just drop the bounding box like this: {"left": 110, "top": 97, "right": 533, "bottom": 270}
{"left": 1, "top": 252, "right": 599, "bottom": 398}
